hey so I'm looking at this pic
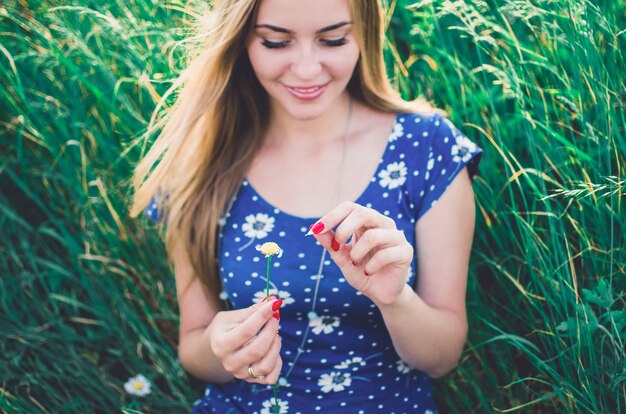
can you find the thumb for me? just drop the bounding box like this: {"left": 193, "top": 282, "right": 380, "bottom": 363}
{"left": 227, "top": 296, "right": 273, "bottom": 323}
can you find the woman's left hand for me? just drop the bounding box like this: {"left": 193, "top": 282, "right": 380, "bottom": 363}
{"left": 310, "top": 201, "right": 414, "bottom": 306}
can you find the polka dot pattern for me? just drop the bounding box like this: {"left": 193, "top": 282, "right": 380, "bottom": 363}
{"left": 148, "top": 113, "right": 481, "bottom": 413}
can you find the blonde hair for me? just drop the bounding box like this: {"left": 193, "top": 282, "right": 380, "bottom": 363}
{"left": 131, "top": 0, "right": 436, "bottom": 304}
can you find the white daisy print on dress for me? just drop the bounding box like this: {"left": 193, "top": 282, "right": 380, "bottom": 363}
{"left": 425, "top": 155, "right": 435, "bottom": 181}
{"left": 335, "top": 356, "right": 366, "bottom": 371}
{"left": 253, "top": 289, "right": 295, "bottom": 306}
{"left": 396, "top": 359, "right": 412, "bottom": 374}
{"left": 378, "top": 161, "right": 407, "bottom": 202}
{"left": 309, "top": 314, "right": 340, "bottom": 334}
{"left": 260, "top": 397, "right": 289, "bottom": 414}
{"left": 318, "top": 371, "right": 352, "bottom": 393}
{"left": 445, "top": 118, "right": 478, "bottom": 180}
{"left": 238, "top": 213, "right": 275, "bottom": 251}
{"left": 388, "top": 121, "right": 404, "bottom": 142}
{"left": 277, "top": 377, "right": 291, "bottom": 387}
{"left": 451, "top": 135, "right": 478, "bottom": 164}
{"left": 379, "top": 162, "right": 407, "bottom": 189}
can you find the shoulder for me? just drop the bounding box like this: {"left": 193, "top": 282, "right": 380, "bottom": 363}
{"left": 352, "top": 104, "right": 398, "bottom": 139}
{"left": 394, "top": 111, "right": 445, "bottom": 134}
{"left": 395, "top": 111, "right": 482, "bottom": 173}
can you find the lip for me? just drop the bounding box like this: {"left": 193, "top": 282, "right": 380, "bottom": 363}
{"left": 284, "top": 83, "right": 328, "bottom": 101}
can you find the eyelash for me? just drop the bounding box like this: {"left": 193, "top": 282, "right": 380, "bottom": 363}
{"left": 261, "top": 37, "right": 348, "bottom": 49}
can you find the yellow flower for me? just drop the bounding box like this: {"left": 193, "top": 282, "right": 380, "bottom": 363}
{"left": 256, "top": 242, "right": 283, "bottom": 258}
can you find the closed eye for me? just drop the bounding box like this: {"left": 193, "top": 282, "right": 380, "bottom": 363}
{"left": 261, "top": 39, "right": 289, "bottom": 49}
{"left": 321, "top": 37, "right": 348, "bottom": 47}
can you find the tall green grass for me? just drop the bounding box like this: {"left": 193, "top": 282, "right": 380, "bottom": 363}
{"left": 1, "top": 0, "right": 624, "bottom": 413}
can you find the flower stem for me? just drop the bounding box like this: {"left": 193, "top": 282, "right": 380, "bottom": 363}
{"left": 265, "top": 256, "right": 272, "bottom": 297}
{"left": 264, "top": 255, "right": 279, "bottom": 414}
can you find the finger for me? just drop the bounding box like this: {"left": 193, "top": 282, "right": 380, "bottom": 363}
{"left": 350, "top": 228, "right": 406, "bottom": 263}
{"left": 227, "top": 316, "right": 279, "bottom": 378}
{"left": 314, "top": 228, "right": 355, "bottom": 269}
{"left": 222, "top": 298, "right": 269, "bottom": 326}
{"left": 363, "top": 244, "right": 413, "bottom": 276}
{"left": 243, "top": 334, "right": 282, "bottom": 383}
{"left": 210, "top": 301, "right": 273, "bottom": 360}
{"left": 334, "top": 207, "right": 397, "bottom": 246}
{"left": 221, "top": 299, "right": 283, "bottom": 350}
{"left": 262, "top": 353, "right": 283, "bottom": 385}
{"left": 306, "top": 201, "right": 357, "bottom": 236}
{"left": 238, "top": 315, "right": 280, "bottom": 363}
{"left": 309, "top": 202, "right": 396, "bottom": 245}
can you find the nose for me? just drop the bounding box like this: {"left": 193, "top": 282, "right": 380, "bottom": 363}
{"left": 291, "top": 43, "right": 322, "bottom": 80}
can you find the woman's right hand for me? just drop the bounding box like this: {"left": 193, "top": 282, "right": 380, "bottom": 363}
{"left": 206, "top": 297, "right": 283, "bottom": 384}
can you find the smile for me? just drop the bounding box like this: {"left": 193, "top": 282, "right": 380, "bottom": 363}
{"left": 284, "top": 83, "right": 328, "bottom": 101}
{"left": 291, "top": 86, "right": 322, "bottom": 93}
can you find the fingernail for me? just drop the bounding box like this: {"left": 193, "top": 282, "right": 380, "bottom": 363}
{"left": 312, "top": 222, "right": 325, "bottom": 234}
{"left": 272, "top": 299, "right": 283, "bottom": 311}
{"left": 273, "top": 310, "right": 280, "bottom": 320}
{"left": 262, "top": 294, "right": 276, "bottom": 303}
{"left": 305, "top": 223, "right": 315, "bottom": 236}
{"left": 332, "top": 238, "right": 340, "bottom": 251}
{"left": 364, "top": 270, "right": 369, "bottom": 276}
{"left": 351, "top": 261, "right": 358, "bottom": 267}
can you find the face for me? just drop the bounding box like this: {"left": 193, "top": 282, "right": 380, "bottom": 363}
{"left": 246, "top": 0, "right": 361, "bottom": 120}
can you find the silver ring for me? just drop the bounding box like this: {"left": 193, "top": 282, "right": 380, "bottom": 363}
{"left": 248, "top": 365, "right": 265, "bottom": 380}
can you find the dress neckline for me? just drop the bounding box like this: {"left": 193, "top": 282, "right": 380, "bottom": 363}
{"left": 241, "top": 112, "right": 403, "bottom": 221}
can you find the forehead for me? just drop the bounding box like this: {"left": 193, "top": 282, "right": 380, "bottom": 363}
{"left": 254, "top": 0, "right": 352, "bottom": 29}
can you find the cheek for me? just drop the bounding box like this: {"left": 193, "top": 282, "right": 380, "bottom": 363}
{"left": 247, "top": 45, "right": 285, "bottom": 81}
{"left": 328, "top": 46, "right": 360, "bottom": 78}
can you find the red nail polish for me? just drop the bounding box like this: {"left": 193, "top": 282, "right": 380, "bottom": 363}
{"left": 332, "top": 238, "right": 340, "bottom": 251}
{"left": 351, "top": 261, "right": 358, "bottom": 267}
{"left": 312, "top": 222, "right": 325, "bottom": 234}
{"left": 364, "top": 270, "right": 369, "bottom": 276}
{"left": 273, "top": 310, "right": 280, "bottom": 320}
{"left": 272, "top": 299, "right": 283, "bottom": 311}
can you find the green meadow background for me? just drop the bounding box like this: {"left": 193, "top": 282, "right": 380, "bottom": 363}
{"left": 1, "top": 0, "right": 624, "bottom": 412}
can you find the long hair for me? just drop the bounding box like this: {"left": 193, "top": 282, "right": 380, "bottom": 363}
{"left": 130, "top": 0, "right": 436, "bottom": 305}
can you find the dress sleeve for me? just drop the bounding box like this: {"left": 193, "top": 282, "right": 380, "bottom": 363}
{"left": 416, "top": 113, "right": 482, "bottom": 219}
{"left": 144, "top": 195, "right": 162, "bottom": 222}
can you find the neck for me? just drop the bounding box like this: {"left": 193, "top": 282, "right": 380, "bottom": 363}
{"left": 265, "top": 93, "right": 353, "bottom": 148}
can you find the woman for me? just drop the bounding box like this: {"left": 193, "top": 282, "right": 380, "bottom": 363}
{"left": 131, "top": 0, "right": 482, "bottom": 412}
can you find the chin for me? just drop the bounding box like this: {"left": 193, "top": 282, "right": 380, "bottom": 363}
{"left": 287, "top": 107, "right": 327, "bottom": 121}
{"left": 277, "top": 97, "right": 339, "bottom": 121}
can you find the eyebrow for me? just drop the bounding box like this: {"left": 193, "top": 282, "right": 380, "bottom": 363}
{"left": 254, "top": 21, "right": 352, "bottom": 34}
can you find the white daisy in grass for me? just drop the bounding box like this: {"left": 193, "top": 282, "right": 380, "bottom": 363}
{"left": 239, "top": 213, "right": 275, "bottom": 251}
{"left": 388, "top": 121, "right": 404, "bottom": 142}
{"left": 124, "top": 374, "right": 151, "bottom": 397}
{"left": 309, "top": 314, "right": 340, "bottom": 335}
{"left": 378, "top": 161, "right": 407, "bottom": 190}
{"left": 334, "top": 356, "right": 366, "bottom": 371}
{"left": 318, "top": 371, "right": 352, "bottom": 393}
{"left": 261, "top": 397, "right": 289, "bottom": 414}
{"left": 396, "top": 359, "right": 411, "bottom": 374}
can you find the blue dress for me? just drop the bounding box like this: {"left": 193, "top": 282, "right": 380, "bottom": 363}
{"left": 145, "top": 112, "right": 482, "bottom": 414}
